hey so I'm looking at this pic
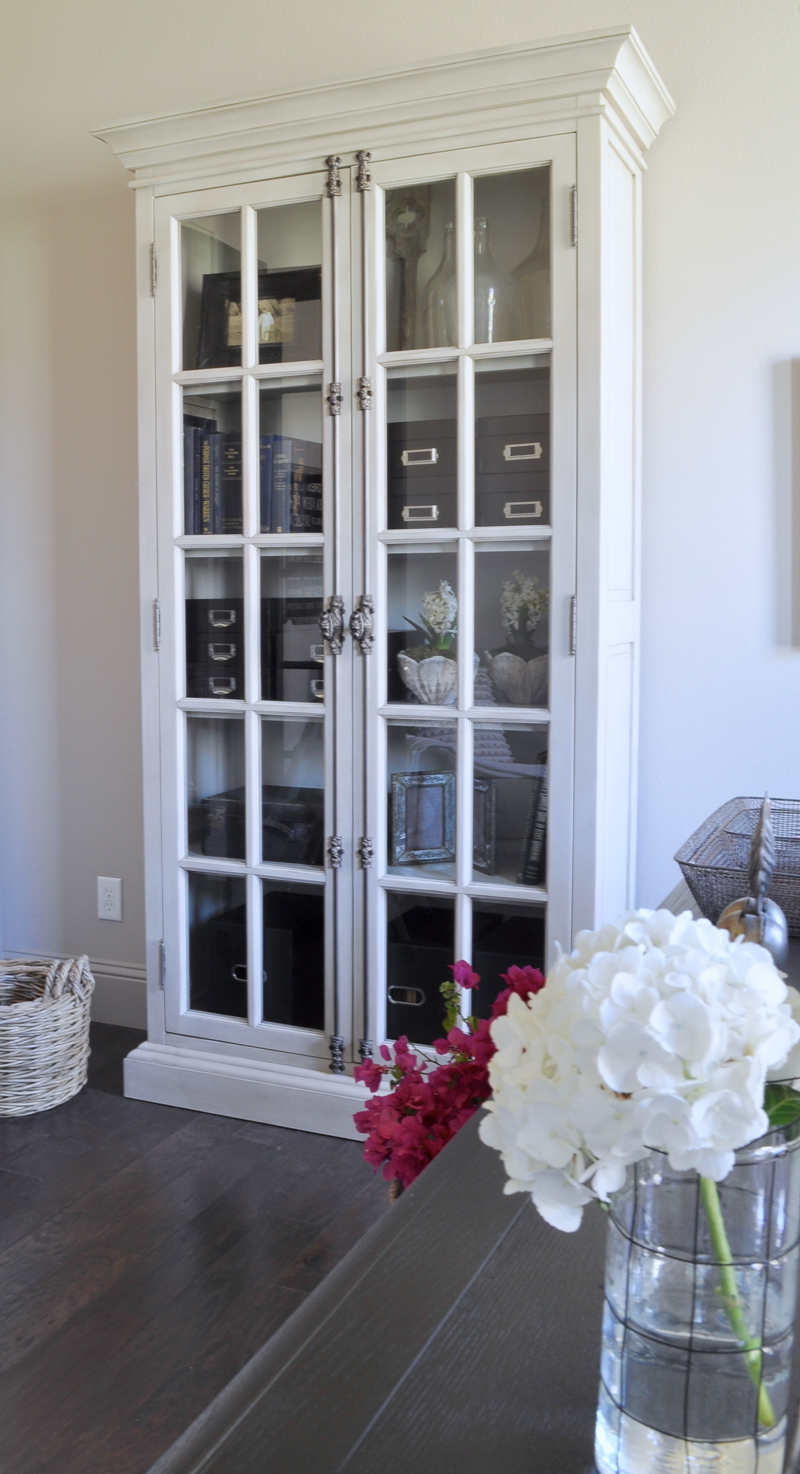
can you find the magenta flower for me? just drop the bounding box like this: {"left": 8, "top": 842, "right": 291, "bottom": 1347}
{"left": 354, "top": 960, "right": 545, "bottom": 1190}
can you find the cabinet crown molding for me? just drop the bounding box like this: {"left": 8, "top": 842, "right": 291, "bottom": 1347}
{"left": 94, "top": 26, "right": 674, "bottom": 188}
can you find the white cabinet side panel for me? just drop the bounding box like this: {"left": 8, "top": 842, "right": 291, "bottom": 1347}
{"left": 602, "top": 145, "right": 636, "bottom": 601}
{"left": 599, "top": 643, "right": 634, "bottom": 922}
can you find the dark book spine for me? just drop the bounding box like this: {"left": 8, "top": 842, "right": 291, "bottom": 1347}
{"left": 220, "top": 433, "right": 243, "bottom": 534}
{"left": 210, "top": 434, "right": 223, "bottom": 534}
{"left": 259, "top": 435, "right": 273, "bottom": 533}
{"left": 200, "top": 433, "right": 212, "bottom": 534}
{"left": 271, "top": 436, "right": 291, "bottom": 534}
{"left": 290, "top": 475, "right": 322, "bottom": 533}
{"left": 525, "top": 775, "right": 548, "bottom": 886}
{"left": 183, "top": 425, "right": 197, "bottom": 533}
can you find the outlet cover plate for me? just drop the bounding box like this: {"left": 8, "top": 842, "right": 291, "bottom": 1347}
{"left": 97, "top": 876, "right": 122, "bottom": 922}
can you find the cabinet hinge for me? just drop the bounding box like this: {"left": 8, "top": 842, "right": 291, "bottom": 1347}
{"left": 569, "top": 594, "right": 577, "bottom": 656}
{"left": 153, "top": 598, "right": 161, "bottom": 652}
{"left": 571, "top": 185, "right": 578, "bottom": 247}
{"left": 150, "top": 242, "right": 157, "bottom": 295}
{"left": 158, "top": 938, "right": 166, "bottom": 989}
{"left": 355, "top": 150, "right": 372, "bottom": 192}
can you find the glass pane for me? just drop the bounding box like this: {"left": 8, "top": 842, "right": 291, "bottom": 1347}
{"left": 474, "top": 544, "right": 549, "bottom": 708}
{"left": 261, "top": 717, "right": 324, "bottom": 866}
{"left": 259, "top": 377, "right": 322, "bottom": 534}
{"left": 386, "top": 546, "right": 458, "bottom": 706}
{"left": 473, "top": 167, "right": 550, "bottom": 345}
{"left": 185, "top": 553, "right": 244, "bottom": 700}
{"left": 475, "top": 356, "right": 550, "bottom": 528}
{"left": 386, "top": 365, "right": 456, "bottom": 530}
{"left": 182, "top": 385, "right": 242, "bottom": 535}
{"left": 260, "top": 552, "right": 324, "bottom": 702}
{"left": 182, "top": 212, "right": 242, "bottom": 370}
{"left": 472, "top": 723, "right": 548, "bottom": 886}
{"left": 387, "top": 719, "right": 457, "bottom": 880}
{"left": 386, "top": 892, "right": 454, "bottom": 1045}
{"left": 188, "top": 871, "right": 247, "bottom": 1017}
{"left": 262, "top": 881, "right": 324, "bottom": 1029}
{"left": 471, "top": 900, "right": 546, "bottom": 1016}
{"left": 186, "top": 716, "right": 245, "bottom": 860}
{"left": 385, "top": 178, "right": 456, "bottom": 351}
{"left": 256, "top": 201, "right": 322, "bottom": 363}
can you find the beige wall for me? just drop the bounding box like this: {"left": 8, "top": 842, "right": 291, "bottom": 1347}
{"left": 2, "top": 0, "right": 800, "bottom": 999}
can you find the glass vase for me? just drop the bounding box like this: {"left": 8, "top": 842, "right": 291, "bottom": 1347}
{"left": 422, "top": 221, "right": 457, "bottom": 347}
{"left": 595, "top": 1125, "right": 800, "bottom": 1474}
{"left": 474, "top": 217, "right": 514, "bottom": 344}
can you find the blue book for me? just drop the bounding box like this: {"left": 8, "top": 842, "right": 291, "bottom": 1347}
{"left": 209, "top": 433, "right": 223, "bottom": 534}
{"left": 259, "top": 435, "right": 273, "bottom": 533}
{"left": 271, "top": 435, "right": 292, "bottom": 535}
{"left": 183, "top": 425, "right": 197, "bottom": 533}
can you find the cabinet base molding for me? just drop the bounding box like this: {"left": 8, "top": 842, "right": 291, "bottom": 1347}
{"left": 124, "top": 1041, "right": 368, "bottom": 1140}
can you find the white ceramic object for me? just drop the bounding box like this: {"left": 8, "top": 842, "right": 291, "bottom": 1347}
{"left": 485, "top": 651, "right": 548, "bottom": 707}
{"left": 397, "top": 653, "right": 458, "bottom": 705}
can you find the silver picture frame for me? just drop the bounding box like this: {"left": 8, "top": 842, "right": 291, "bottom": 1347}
{"left": 391, "top": 771, "right": 456, "bottom": 865}
{"left": 472, "top": 778, "right": 497, "bottom": 874}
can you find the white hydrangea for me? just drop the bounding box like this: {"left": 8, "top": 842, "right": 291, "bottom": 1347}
{"left": 479, "top": 909, "right": 800, "bottom": 1233}
{"left": 421, "top": 581, "right": 457, "bottom": 636}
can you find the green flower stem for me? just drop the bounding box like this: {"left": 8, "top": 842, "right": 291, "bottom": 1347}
{"left": 699, "top": 1176, "right": 775, "bottom": 1429}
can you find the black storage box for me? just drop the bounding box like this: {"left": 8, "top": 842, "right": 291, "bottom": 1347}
{"left": 387, "top": 417, "right": 457, "bottom": 529}
{"left": 189, "top": 784, "right": 324, "bottom": 866}
{"left": 386, "top": 904, "right": 453, "bottom": 1045}
{"left": 475, "top": 413, "right": 550, "bottom": 526}
{"left": 186, "top": 598, "right": 244, "bottom": 699}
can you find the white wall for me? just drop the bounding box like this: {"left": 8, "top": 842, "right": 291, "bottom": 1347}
{"left": 2, "top": 0, "right": 800, "bottom": 1003}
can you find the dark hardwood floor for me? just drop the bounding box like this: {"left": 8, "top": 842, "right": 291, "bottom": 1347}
{"left": 0, "top": 1024, "right": 389, "bottom": 1474}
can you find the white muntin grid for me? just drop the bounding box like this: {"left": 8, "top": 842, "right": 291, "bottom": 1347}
{"left": 159, "top": 171, "right": 354, "bottom": 1059}
{"left": 365, "top": 145, "right": 572, "bottom": 1047}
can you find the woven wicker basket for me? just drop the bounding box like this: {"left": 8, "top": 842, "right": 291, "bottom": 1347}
{"left": 675, "top": 797, "right": 800, "bottom": 936}
{"left": 0, "top": 957, "right": 95, "bottom": 1116}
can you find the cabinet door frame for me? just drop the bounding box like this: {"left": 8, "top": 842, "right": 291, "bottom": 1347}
{"left": 356, "top": 133, "right": 577, "bottom": 1048}
{"left": 153, "top": 168, "right": 355, "bottom": 1058}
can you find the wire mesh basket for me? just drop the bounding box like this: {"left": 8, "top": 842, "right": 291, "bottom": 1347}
{"left": 675, "top": 797, "right": 800, "bottom": 936}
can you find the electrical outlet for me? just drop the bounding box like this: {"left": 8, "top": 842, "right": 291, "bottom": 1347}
{"left": 97, "top": 876, "right": 122, "bottom": 922}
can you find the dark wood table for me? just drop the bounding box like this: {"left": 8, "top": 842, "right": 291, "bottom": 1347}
{"left": 149, "top": 911, "right": 800, "bottom": 1474}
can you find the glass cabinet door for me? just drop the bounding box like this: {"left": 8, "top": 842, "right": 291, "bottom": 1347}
{"left": 365, "top": 137, "right": 576, "bottom": 1049}
{"left": 155, "top": 168, "right": 351, "bottom": 1061}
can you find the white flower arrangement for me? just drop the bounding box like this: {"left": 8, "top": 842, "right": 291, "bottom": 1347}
{"left": 421, "top": 581, "right": 458, "bottom": 638}
{"left": 500, "top": 571, "right": 549, "bottom": 643}
{"left": 479, "top": 909, "right": 800, "bottom": 1232}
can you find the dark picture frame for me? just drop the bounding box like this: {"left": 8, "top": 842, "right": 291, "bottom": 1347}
{"left": 472, "top": 778, "right": 497, "bottom": 874}
{"left": 196, "top": 266, "right": 322, "bottom": 369}
{"left": 391, "top": 772, "right": 456, "bottom": 865}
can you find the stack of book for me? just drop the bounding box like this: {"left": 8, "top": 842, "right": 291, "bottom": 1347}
{"left": 260, "top": 435, "right": 322, "bottom": 534}
{"left": 183, "top": 416, "right": 243, "bottom": 535}
{"left": 183, "top": 422, "right": 322, "bottom": 536}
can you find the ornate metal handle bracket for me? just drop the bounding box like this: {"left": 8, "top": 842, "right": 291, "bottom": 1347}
{"left": 357, "top": 376, "right": 372, "bottom": 411}
{"left": 327, "top": 835, "right": 344, "bottom": 869}
{"left": 319, "top": 594, "right": 345, "bottom": 655}
{"left": 325, "top": 155, "right": 342, "bottom": 197}
{"left": 329, "top": 1034, "right": 345, "bottom": 1073}
{"left": 355, "top": 150, "right": 372, "bottom": 192}
{"left": 327, "top": 381, "right": 343, "bottom": 416}
{"left": 357, "top": 835, "right": 374, "bottom": 868}
{"left": 349, "top": 595, "right": 374, "bottom": 655}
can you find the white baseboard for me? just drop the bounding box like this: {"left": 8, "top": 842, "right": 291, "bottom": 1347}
{"left": 124, "top": 1041, "right": 368, "bottom": 1140}
{"left": 2, "top": 950, "right": 147, "bottom": 1030}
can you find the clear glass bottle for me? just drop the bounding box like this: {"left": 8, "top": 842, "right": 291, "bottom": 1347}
{"left": 473, "top": 218, "right": 514, "bottom": 345}
{"left": 595, "top": 1129, "right": 800, "bottom": 1474}
{"left": 422, "top": 222, "right": 457, "bottom": 348}
{"left": 512, "top": 186, "right": 551, "bottom": 339}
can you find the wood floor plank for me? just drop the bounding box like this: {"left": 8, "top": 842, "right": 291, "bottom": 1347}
{"left": 0, "top": 1024, "right": 386, "bottom": 1474}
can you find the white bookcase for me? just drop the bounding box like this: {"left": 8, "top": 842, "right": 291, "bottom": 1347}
{"left": 96, "top": 28, "right": 674, "bottom": 1137}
